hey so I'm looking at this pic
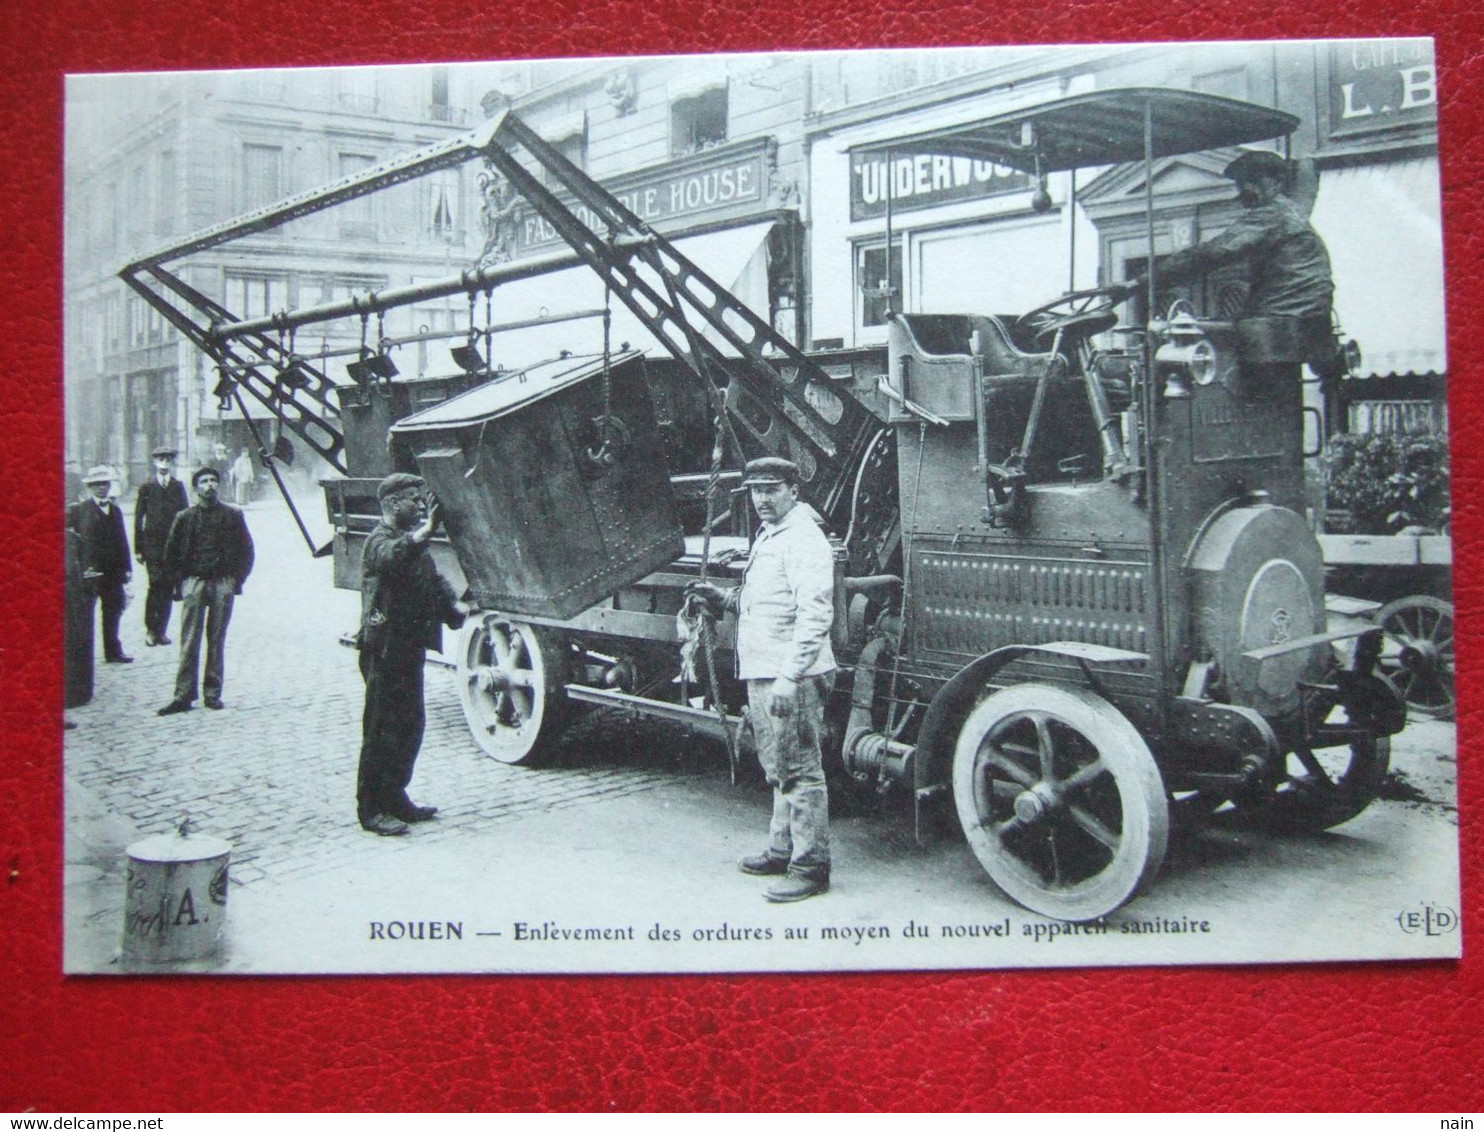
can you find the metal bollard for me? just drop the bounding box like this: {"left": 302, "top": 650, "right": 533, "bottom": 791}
{"left": 122, "top": 824, "right": 231, "bottom": 963}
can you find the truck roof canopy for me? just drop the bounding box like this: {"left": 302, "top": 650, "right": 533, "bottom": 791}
{"left": 851, "top": 87, "right": 1300, "bottom": 172}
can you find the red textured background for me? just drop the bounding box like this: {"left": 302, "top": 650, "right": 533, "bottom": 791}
{"left": 3, "top": 0, "right": 1480, "bottom": 1113}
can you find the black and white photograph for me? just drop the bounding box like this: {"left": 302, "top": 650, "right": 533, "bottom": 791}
{"left": 62, "top": 39, "right": 1459, "bottom": 975}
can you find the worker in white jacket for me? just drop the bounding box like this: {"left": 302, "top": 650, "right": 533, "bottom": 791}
{"left": 688, "top": 456, "right": 836, "bottom": 903}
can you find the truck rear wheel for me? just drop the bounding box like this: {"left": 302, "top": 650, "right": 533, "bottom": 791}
{"left": 952, "top": 684, "right": 1168, "bottom": 921}
{"left": 457, "top": 614, "right": 569, "bottom": 765}
{"left": 1264, "top": 734, "right": 1390, "bottom": 833}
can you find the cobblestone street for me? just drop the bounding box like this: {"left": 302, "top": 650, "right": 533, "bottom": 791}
{"left": 63, "top": 495, "right": 1462, "bottom": 976}
{"left": 64, "top": 496, "right": 706, "bottom": 967}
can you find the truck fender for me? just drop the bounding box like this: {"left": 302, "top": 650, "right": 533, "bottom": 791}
{"left": 911, "top": 642, "right": 1149, "bottom": 842}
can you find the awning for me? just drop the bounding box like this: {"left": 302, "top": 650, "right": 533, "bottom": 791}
{"left": 480, "top": 220, "right": 773, "bottom": 370}
{"left": 1310, "top": 157, "right": 1447, "bottom": 378}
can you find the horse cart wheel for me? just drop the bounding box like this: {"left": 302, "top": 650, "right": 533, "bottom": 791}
{"left": 457, "top": 614, "right": 569, "bottom": 765}
{"left": 1377, "top": 595, "right": 1455, "bottom": 719}
{"left": 952, "top": 684, "right": 1169, "bottom": 921}
{"left": 1264, "top": 734, "right": 1391, "bottom": 833}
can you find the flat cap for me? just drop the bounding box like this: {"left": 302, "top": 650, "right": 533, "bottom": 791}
{"left": 377, "top": 472, "right": 426, "bottom": 501}
{"left": 741, "top": 457, "right": 800, "bottom": 487}
{"left": 82, "top": 464, "right": 114, "bottom": 484}
{"left": 151, "top": 445, "right": 178, "bottom": 459}
{"left": 191, "top": 466, "right": 221, "bottom": 487}
{"left": 1223, "top": 149, "right": 1288, "bottom": 182}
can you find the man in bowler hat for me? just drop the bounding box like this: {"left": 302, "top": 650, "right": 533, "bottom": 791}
{"left": 687, "top": 457, "right": 838, "bottom": 902}
{"left": 356, "top": 473, "right": 470, "bottom": 837}
{"left": 67, "top": 465, "right": 134, "bottom": 664}
{"left": 134, "top": 445, "right": 190, "bottom": 646}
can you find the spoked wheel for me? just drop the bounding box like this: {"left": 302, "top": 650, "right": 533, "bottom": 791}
{"left": 1377, "top": 595, "right": 1455, "bottom": 719}
{"left": 457, "top": 614, "right": 569, "bottom": 764}
{"left": 1263, "top": 732, "right": 1390, "bottom": 833}
{"left": 952, "top": 684, "right": 1168, "bottom": 921}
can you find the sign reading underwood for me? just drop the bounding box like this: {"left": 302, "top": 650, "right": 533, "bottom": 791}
{"left": 849, "top": 150, "right": 1029, "bottom": 221}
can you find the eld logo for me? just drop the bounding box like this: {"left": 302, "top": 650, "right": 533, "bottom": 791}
{"left": 1396, "top": 904, "right": 1459, "bottom": 936}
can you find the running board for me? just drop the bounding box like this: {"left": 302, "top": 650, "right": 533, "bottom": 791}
{"left": 564, "top": 684, "right": 741, "bottom": 741}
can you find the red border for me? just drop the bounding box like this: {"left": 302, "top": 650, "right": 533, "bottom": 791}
{"left": 6, "top": 3, "right": 1481, "bottom": 1112}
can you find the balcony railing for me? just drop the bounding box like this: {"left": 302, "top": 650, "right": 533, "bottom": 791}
{"left": 336, "top": 92, "right": 380, "bottom": 114}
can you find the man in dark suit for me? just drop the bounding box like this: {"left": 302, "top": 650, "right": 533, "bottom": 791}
{"left": 67, "top": 466, "right": 134, "bottom": 665}
{"left": 157, "top": 467, "right": 255, "bottom": 715}
{"left": 134, "top": 445, "right": 190, "bottom": 647}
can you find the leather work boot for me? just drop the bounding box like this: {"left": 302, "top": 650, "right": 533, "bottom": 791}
{"left": 395, "top": 804, "right": 439, "bottom": 823}
{"left": 362, "top": 813, "right": 410, "bottom": 837}
{"left": 738, "top": 852, "right": 790, "bottom": 876}
{"left": 765, "top": 874, "right": 829, "bottom": 903}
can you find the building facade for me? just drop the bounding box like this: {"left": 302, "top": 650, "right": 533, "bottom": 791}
{"left": 66, "top": 44, "right": 1445, "bottom": 496}
{"left": 65, "top": 65, "right": 506, "bottom": 490}
{"left": 801, "top": 41, "right": 1444, "bottom": 438}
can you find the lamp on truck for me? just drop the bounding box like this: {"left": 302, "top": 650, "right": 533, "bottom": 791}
{"left": 1154, "top": 312, "right": 1217, "bottom": 399}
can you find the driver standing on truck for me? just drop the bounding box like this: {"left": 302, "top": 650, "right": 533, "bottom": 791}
{"left": 687, "top": 457, "right": 837, "bottom": 904}
{"left": 1120, "top": 149, "right": 1340, "bottom": 373}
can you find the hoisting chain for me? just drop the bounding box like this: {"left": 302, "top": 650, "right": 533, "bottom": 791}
{"left": 593, "top": 285, "right": 615, "bottom": 463}
{"left": 701, "top": 386, "right": 738, "bottom": 782}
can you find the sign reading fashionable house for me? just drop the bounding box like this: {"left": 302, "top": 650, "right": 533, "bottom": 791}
{"left": 518, "top": 139, "right": 771, "bottom": 254}
{"left": 848, "top": 150, "right": 1029, "bottom": 221}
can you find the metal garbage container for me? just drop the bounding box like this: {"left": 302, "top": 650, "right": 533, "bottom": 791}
{"left": 122, "top": 828, "right": 231, "bottom": 963}
{"left": 391, "top": 350, "right": 683, "bottom": 620}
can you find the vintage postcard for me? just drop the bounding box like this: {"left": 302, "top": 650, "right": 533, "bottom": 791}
{"left": 62, "top": 39, "right": 1459, "bottom": 974}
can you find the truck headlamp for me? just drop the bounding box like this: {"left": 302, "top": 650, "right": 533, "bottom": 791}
{"left": 1154, "top": 314, "right": 1217, "bottom": 398}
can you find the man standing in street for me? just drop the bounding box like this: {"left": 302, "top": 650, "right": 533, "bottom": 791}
{"left": 356, "top": 473, "right": 470, "bottom": 837}
{"left": 157, "top": 467, "right": 255, "bottom": 716}
{"left": 230, "top": 447, "right": 256, "bottom": 507}
{"left": 687, "top": 457, "right": 838, "bottom": 903}
{"left": 68, "top": 465, "right": 134, "bottom": 665}
{"left": 134, "top": 445, "right": 190, "bottom": 647}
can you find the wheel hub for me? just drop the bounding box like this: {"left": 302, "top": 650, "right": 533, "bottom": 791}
{"left": 1400, "top": 640, "right": 1439, "bottom": 672}
{"left": 1012, "top": 781, "right": 1061, "bottom": 824}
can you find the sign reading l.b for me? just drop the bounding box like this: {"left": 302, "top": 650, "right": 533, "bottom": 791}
{"left": 1328, "top": 39, "right": 1437, "bottom": 136}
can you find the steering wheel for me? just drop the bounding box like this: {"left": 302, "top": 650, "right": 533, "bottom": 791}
{"left": 1014, "top": 285, "right": 1126, "bottom": 349}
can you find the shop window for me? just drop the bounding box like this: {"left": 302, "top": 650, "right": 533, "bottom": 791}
{"left": 224, "top": 272, "right": 289, "bottom": 320}
{"left": 429, "top": 67, "right": 455, "bottom": 122}
{"left": 671, "top": 86, "right": 727, "bottom": 157}
{"left": 426, "top": 168, "right": 461, "bottom": 239}
{"left": 242, "top": 143, "right": 283, "bottom": 212}
{"left": 855, "top": 240, "right": 902, "bottom": 329}
{"left": 156, "top": 151, "right": 177, "bottom": 237}
{"left": 338, "top": 153, "right": 377, "bottom": 237}
{"left": 1121, "top": 253, "right": 1246, "bottom": 322}
{"left": 128, "top": 164, "right": 147, "bottom": 242}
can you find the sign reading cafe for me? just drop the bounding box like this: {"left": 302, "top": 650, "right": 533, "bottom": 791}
{"left": 850, "top": 151, "right": 1029, "bottom": 222}
{"left": 1328, "top": 39, "right": 1437, "bottom": 137}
